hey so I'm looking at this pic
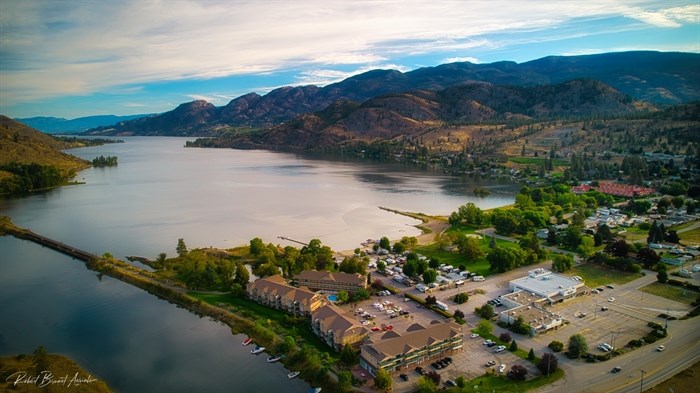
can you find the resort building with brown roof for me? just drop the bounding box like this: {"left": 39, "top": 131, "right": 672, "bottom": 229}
{"left": 246, "top": 275, "right": 325, "bottom": 316}
{"left": 293, "top": 270, "right": 367, "bottom": 294}
{"left": 359, "top": 321, "right": 464, "bottom": 376}
{"left": 311, "top": 303, "right": 369, "bottom": 350}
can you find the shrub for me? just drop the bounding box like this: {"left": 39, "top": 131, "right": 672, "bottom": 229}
{"left": 627, "top": 339, "right": 644, "bottom": 347}
{"left": 499, "top": 332, "right": 512, "bottom": 343}
{"left": 548, "top": 340, "right": 564, "bottom": 352}
{"left": 509, "top": 364, "right": 528, "bottom": 380}
{"left": 528, "top": 348, "right": 536, "bottom": 361}
{"left": 453, "top": 293, "right": 469, "bottom": 304}
{"left": 509, "top": 340, "right": 518, "bottom": 351}
{"left": 642, "top": 335, "right": 658, "bottom": 344}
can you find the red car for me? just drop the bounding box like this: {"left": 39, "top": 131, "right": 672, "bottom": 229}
{"left": 383, "top": 325, "right": 393, "bottom": 331}
{"left": 371, "top": 327, "right": 381, "bottom": 332}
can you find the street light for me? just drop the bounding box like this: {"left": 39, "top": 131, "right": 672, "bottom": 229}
{"left": 640, "top": 369, "right": 646, "bottom": 392}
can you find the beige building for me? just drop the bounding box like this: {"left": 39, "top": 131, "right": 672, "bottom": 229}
{"left": 246, "top": 275, "right": 324, "bottom": 316}
{"left": 294, "top": 270, "right": 367, "bottom": 294}
{"left": 311, "top": 304, "right": 369, "bottom": 350}
{"left": 360, "top": 321, "right": 464, "bottom": 376}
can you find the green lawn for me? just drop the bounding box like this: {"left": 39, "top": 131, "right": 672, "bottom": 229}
{"left": 188, "top": 291, "right": 337, "bottom": 356}
{"left": 679, "top": 227, "right": 700, "bottom": 245}
{"left": 640, "top": 282, "right": 699, "bottom": 305}
{"left": 568, "top": 263, "right": 643, "bottom": 288}
{"left": 457, "top": 368, "right": 565, "bottom": 392}
{"left": 416, "top": 233, "right": 519, "bottom": 277}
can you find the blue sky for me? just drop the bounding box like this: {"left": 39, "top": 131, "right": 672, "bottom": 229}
{"left": 1, "top": 0, "right": 698, "bottom": 119}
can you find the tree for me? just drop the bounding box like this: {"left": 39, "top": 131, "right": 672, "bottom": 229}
{"left": 453, "top": 293, "right": 469, "bottom": 304}
{"left": 340, "top": 344, "right": 357, "bottom": 366}
{"left": 454, "top": 234, "right": 484, "bottom": 260}
{"left": 253, "top": 262, "right": 279, "bottom": 278}
{"left": 596, "top": 224, "right": 613, "bottom": 243}
{"left": 475, "top": 319, "right": 493, "bottom": 336}
{"left": 416, "top": 377, "right": 437, "bottom": 393}
{"left": 657, "top": 268, "right": 668, "bottom": 283}
{"left": 453, "top": 309, "right": 465, "bottom": 320}
{"left": 665, "top": 230, "right": 680, "bottom": 244}
{"left": 379, "top": 236, "right": 391, "bottom": 251}
{"left": 636, "top": 247, "right": 660, "bottom": 269}
{"left": 487, "top": 246, "right": 524, "bottom": 273}
{"left": 422, "top": 269, "right": 438, "bottom": 284}
{"left": 499, "top": 332, "right": 512, "bottom": 342}
{"left": 509, "top": 340, "right": 518, "bottom": 351}
{"left": 176, "top": 238, "right": 188, "bottom": 257}
{"left": 563, "top": 226, "right": 583, "bottom": 249}
{"left": 32, "top": 345, "right": 49, "bottom": 373}
{"left": 548, "top": 341, "right": 564, "bottom": 352}
{"left": 425, "top": 296, "right": 437, "bottom": 305}
{"left": 509, "top": 364, "right": 528, "bottom": 380}
{"left": 337, "top": 290, "right": 349, "bottom": 304}
{"left": 392, "top": 241, "right": 406, "bottom": 254}
{"left": 249, "top": 237, "right": 265, "bottom": 256}
{"left": 551, "top": 253, "right": 574, "bottom": 273}
{"left": 647, "top": 220, "right": 665, "bottom": 244}
{"left": 425, "top": 371, "right": 441, "bottom": 386}
{"left": 528, "top": 348, "right": 536, "bottom": 361}
{"left": 374, "top": 369, "right": 392, "bottom": 392}
{"left": 156, "top": 252, "right": 167, "bottom": 269}
{"left": 402, "top": 259, "right": 418, "bottom": 277}
{"left": 338, "top": 371, "right": 352, "bottom": 391}
{"left": 567, "top": 334, "right": 588, "bottom": 359}
{"left": 456, "top": 375, "right": 467, "bottom": 388}
{"left": 538, "top": 353, "right": 558, "bottom": 375}
{"left": 428, "top": 258, "right": 440, "bottom": 269}
{"left": 475, "top": 303, "right": 494, "bottom": 319}
{"left": 233, "top": 262, "right": 250, "bottom": 287}
{"left": 577, "top": 236, "right": 595, "bottom": 258}
{"left": 605, "top": 239, "right": 630, "bottom": 258}
{"left": 377, "top": 260, "right": 386, "bottom": 273}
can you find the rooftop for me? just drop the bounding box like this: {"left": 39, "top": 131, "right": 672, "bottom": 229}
{"left": 510, "top": 268, "right": 583, "bottom": 298}
{"left": 361, "top": 321, "right": 462, "bottom": 362}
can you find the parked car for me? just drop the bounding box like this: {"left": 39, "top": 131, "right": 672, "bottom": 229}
{"left": 611, "top": 366, "right": 622, "bottom": 373}
{"left": 498, "top": 364, "right": 506, "bottom": 373}
{"left": 415, "top": 366, "right": 424, "bottom": 375}
{"left": 608, "top": 297, "right": 615, "bottom": 302}
{"left": 483, "top": 339, "right": 495, "bottom": 346}
{"left": 494, "top": 345, "right": 506, "bottom": 353}
{"left": 431, "top": 362, "right": 441, "bottom": 369}
{"left": 485, "top": 360, "right": 496, "bottom": 367}
{"left": 657, "top": 345, "right": 665, "bottom": 352}
{"left": 607, "top": 284, "right": 615, "bottom": 289}
{"left": 445, "top": 380, "right": 457, "bottom": 387}
{"left": 470, "top": 333, "right": 480, "bottom": 338}
{"left": 601, "top": 306, "right": 609, "bottom": 311}
{"left": 400, "top": 373, "right": 409, "bottom": 381}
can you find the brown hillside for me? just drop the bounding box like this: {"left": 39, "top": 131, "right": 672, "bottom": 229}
{"left": 0, "top": 116, "right": 89, "bottom": 173}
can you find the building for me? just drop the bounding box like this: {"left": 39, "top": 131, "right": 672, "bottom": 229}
{"left": 294, "top": 270, "right": 367, "bottom": 294}
{"left": 359, "top": 321, "right": 463, "bottom": 376}
{"left": 509, "top": 268, "right": 589, "bottom": 304}
{"left": 497, "top": 268, "right": 589, "bottom": 336}
{"left": 246, "top": 275, "right": 325, "bottom": 316}
{"left": 311, "top": 304, "right": 368, "bottom": 350}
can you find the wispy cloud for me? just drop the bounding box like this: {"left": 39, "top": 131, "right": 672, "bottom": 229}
{"left": 0, "top": 0, "right": 697, "bottom": 115}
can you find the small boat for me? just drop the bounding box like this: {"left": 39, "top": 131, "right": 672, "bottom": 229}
{"left": 250, "top": 346, "right": 265, "bottom": 354}
{"left": 308, "top": 388, "right": 322, "bottom": 393}
{"left": 267, "top": 355, "right": 282, "bottom": 363}
{"left": 287, "top": 371, "right": 300, "bottom": 379}
{"left": 242, "top": 337, "right": 253, "bottom": 346}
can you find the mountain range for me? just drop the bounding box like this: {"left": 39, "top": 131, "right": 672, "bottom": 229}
{"left": 15, "top": 114, "right": 150, "bottom": 134}
{"left": 84, "top": 51, "right": 700, "bottom": 138}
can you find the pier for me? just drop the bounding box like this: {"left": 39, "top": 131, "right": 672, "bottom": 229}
{"left": 277, "top": 236, "right": 308, "bottom": 246}
{"left": 20, "top": 230, "right": 98, "bottom": 261}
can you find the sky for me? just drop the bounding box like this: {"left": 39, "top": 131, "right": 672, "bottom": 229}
{"left": 1, "top": 0, "right": 698, "bottom": 119}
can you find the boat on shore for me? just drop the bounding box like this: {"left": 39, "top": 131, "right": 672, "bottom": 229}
{"left": 287, "top": 371, "right": 300, "bottom": 379}
{"left": 267, "top": 355, "right": 282, "bottom": 363}
{"left": 250, "top": 346, "right": 265, "bottom": 354}
{"left": 242, "top": 337, "right": 253, "bottom": 346}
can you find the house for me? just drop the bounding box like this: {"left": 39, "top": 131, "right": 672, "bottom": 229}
{"left": 359, "top": 321, "right": 463, "bottom": 376}
{"left": 246, "top": 275, "right": 325, "bottom": 316}
{"left": 311, "top": 304, "right": 368, "bottom": 350}
{"left": 499, "top": 305, "right": 563, "bottom": 336}
{"left": 293, "top": 270, "right": 367, "bottom": 294}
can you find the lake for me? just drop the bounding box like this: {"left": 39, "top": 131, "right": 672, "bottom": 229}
{"left": 0, "top": 137, "right": 517, "bottom": 392}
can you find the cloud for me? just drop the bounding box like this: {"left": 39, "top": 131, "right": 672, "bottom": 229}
{"left": 624, "top": 4, "right": 700, "bottom": 27}
{"left": 442, "top": 56, "right": 481, "bottom": 64}
{"left": 185, "top": 93, "right": 234, "bottom": 105}
{"left": 1, "top": 0, "right": 697, "bottom": 108}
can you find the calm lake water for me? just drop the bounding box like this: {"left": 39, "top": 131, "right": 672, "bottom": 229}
{"left": 0, "top": 137, "right": 517, "bottom": 392}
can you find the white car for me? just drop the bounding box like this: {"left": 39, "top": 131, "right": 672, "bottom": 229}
{"left": 657, "top": 345, "right": 665, "bottom": 352}
{"left": 498, "top": 364, "right": 506, "bottom": 373}
{"left": 483, "top": 339, "right": 495, "bottom": 346}
{"left": 470, "top": 333, "right": 480, "bottom": 339}
{"left": 494, "top": 345, "right": 506, "bottom": 353}
{"left": 608, "top": 297, "right": 615, "bottom": 302}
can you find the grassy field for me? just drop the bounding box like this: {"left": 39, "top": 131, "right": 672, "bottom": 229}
{"left": 459, "top": 368, "right": 565, "bottom": 393}
{"left": 647, "top": 360, "right": 698, "bottom": 393}
{"left": 640, "top": 282, "right": 699, "bottom": 305}
{"left": 568, "top": 263, "right": 643, "bottom": 288}
{"left": 188, "top": 291, "right": 337, "bottom": 356}
{"left": 415, "top": 230, "right": 520, "bottom": 277}
{"left": 679, "top": 227, "right": 700, "bottom": 245}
